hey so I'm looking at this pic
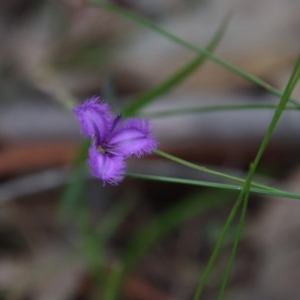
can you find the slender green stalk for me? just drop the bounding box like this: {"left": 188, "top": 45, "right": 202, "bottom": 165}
{"left": 141, "top": 104, "right": 298, "bottom": 118}
{"left": 193, "top": 182, "right": 252, "bottom": 299}
{"left": 122, "top": 11, "right": 231, "bottom": 116}
{"left": 218, "top": 55, "right": 300, "bottom": 300}
{"left": 90, "top": 1, "right": 300, "bottom": 108}
{"left": 193, "top": 198, "right": 242, "bottom": 299}
{"left": 126, "top": 173, "right": 300, "bottom": 200}
{"left": 155, "top": 150, "right": 283, "bottom": 193}
{"left": 217, "top": 189, "right": 249, "bottom": 300}
{"left": 194, "top": 55, "right": 300, "bottom": 300}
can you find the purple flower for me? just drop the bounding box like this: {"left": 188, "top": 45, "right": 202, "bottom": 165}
{"left": 73, "top": 96, "right": 158, "bottom": 185}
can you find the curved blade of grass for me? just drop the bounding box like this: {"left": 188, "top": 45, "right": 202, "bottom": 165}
{"left": 191, "top": 55, "right": 300, "bottom": 300}
{"left": 215, "top": 55, "right": 300, "bottom": 300}
{"left": 141, "top": 104, "right": 298, "bottom": 118}
{"left": 90, "top": 1, "right": 300, "bottom": 108}
{"left": 154, "top": 150, "right": 283, "bottom": 193}
{"left": 216, "top": 189, "right": 249, "bottom": 300}
{"left": 191, "top": 193, "right": 242, "bottom": 300}
{"left": 126, "top": 173, "right": 300, "bottom": 200}
{"left": 122, "top": 12, "right": 231, "bottom": 117}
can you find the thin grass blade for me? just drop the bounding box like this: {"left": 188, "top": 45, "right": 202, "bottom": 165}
{"left": 126, "top": 173, "right": 300, "bottom": 200}
{"left": 90, "top": 1, "right": 300, "bottom": 108}
{"left": 142, "top": 104, "right": 298, "bottom": 118}
{"left": 122, "top": 12, "right": 231, "bottom": 116}
{"left": 216, "top": 54, "right": 300, "bottom": 300}
{"left": 155, "top": 150, "right": 283, "bottom": 193}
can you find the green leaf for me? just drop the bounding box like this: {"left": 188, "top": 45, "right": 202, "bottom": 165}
{"left": 90, "top": 1, "right": 300, "bottom": 108}
{"left": 126, "top": 173, "right": 300, "bottom": 200}
{"left": 191, "top": 55, "right": 300, "bottom": 300}
{"left": 216, "top": 54, "right": 300, "bottom": 300}
{"left": 122, "top": 11, "right": 231, "bottom": 116}
{"left": 154, "top": 150, "right": 283, "bottom": 193}
{"left": 142, "top": 104, "right": 297, "bottom": 118}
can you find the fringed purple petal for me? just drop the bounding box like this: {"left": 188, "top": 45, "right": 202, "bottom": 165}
{"left": 73, "top": 97, "right": 113, "bottom": 143}
{"left": 108, "top": 118, "right": 158, "bottom": 158}
{"left": 88, "top": 146, "right": 126, "bottom": 185}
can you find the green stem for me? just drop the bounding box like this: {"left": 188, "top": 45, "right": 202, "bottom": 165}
{"left": 217, "top": 189, "right": 249, "bottom": 300}
{"left": 125, "top": 173, "right": 300, "bottom": 200}
{"left": 155, "top": 150, "right": 282, "bottom": 193}
{"left": 142, "top": 104, "right": 298, "bottom": 118}
{"left": 90, "top": 1, "right": 300, "bottom": 108}
{"left": 192, "top": 198, "right": 241, "bottom": 299}
{"left": 122, "top": 11, "right": 231, "bottom": 116}
{"left": 195, "top": 55, "right": 300, "bottom": 300}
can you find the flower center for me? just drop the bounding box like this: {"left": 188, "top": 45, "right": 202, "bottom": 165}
{"left": 97, "top": 145, "right": 106, "bottom": 154}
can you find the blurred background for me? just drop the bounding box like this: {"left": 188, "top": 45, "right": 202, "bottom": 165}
{"left": 1, "top": 0, "right": 300, "bottom": 299}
